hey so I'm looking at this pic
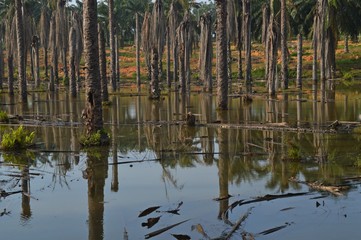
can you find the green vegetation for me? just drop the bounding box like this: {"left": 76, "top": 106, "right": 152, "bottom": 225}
{"left": 0, "top": 111, "right": 9, "bottom": 123}
{"left": 1, "top": 125, "right": 35, "bottom": 150}
{"left": 80, "top": 129, "right": 110, "bottom": 147}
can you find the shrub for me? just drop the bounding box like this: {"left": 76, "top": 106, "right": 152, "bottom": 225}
{"left": 0, "top": 111, "right": 9, "bottom": 123}
{"left": 80, "top": 129, "right": 110, "bottom": 147}
{"left": 1, "top": 126, "right": 35, "bottom": 150}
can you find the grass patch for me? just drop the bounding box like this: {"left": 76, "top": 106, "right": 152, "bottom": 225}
{"left": 1, "top": 125, "right": 35, "bottom": 150}
{"left": 0, "top": 111, "right": 9, "bottom": 123}
{"left": 80, "top": 129, "right": 110, "bottom": 147}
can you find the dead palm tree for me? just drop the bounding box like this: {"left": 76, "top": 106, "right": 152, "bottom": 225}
{"left": 81, "top": 0, "right": 108, "bottom": 145}
{"left": 39, "top": 6, "right": 50, "bottom": 79}
{"left": 56, "top": 0, "right": 68, "bottom": 83}
{"left": 109, "top": 0, "right": 116, "bottom": 91}
{"left": 215, "top": 0, "right": 228, "bottom": 110}
{"left": 5, "top": 19, "right": 15, "bottom": 95}
{"left": 199, "top": 12, "right": 213, "bottom": 92}
{"left": 69, "top": 24, "right": 77, "bottom": 97}
{"left": 49, "top": 12, "right": 58, "bottom": 87}
{"left": 15, "top": 0, "right": 27, "bottom": 102}
{"left": 98, "top": 23, "right": 109, "bottom": 102}
{"left": 243, "top": 0, "right": 252, "bottom": 94}
{"left": 280, "top": 0, "right": 288, "bottom": 89}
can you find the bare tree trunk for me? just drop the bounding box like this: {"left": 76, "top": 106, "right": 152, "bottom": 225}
{"left": 267, "top": 17, "right": 278, "bottom": 96}
{"left": 312, "top": 15, "right": 318, "bottom": 93}
{"left": 32, "top": 36, "right": 40, "bottom": 88}
{"left": 296, "top": 33, "right": 302, "bottom": 90}
{"left": 216, "top": 0, "right": 228, "bottom": 110}
{"left": 69, "top": 26, "right": 77, "bottom": 97}
{"left": 150, "top": 48, "right": 160, "bottom": 99}
{"left": 49, "top": 66, "right": 55, "bottom": 91}
{"left": 0, "top": 43, "right": 3, "bottom": 89}
{"left": 262, "top": 4, "right": 270, "bottom": 82}
{"left": 109, "top": 0, "right": 116, "bottom": 91}
{"left": 318, "top": 0, "right": 327, "bottom": 101}
{"left": 81, "top": 0, "right": 108, "bottom": 144}
{"left": 98, "top": 24, "right": 108, "bottom": 102}
{"left": 199, "top": 13, "right": 213, "bottom": 92}
{"left": 16, "top": 0, "right": 27, "bottom": 102}
{"left": 136, "top": 13, "right": 141, "bottom": 92}
{"left": 166, "top": 26, "right": 171, "bottom": 89}
{"left": 50, "top": 14, "right": 59, "bottom": 85}
{"left": 8, "top": 54, "right": 14, "bottom": 95}
{"left": 236, "top": 11, "right": 243, "bottom": 81}
{"left": 243, "top": 0, "right": 252, "bottom": 94}
{"left": 280, "top": 0, "right": 288, "bottom": 90}
{"left": 115, "top": 33, "right": 120, "bottom": 88}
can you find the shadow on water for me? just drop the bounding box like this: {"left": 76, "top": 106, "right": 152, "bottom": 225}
{"left": 1, "top": 91, "right": 361, "bottom": 239}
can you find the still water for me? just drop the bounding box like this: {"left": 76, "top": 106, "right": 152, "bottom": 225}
{"left": 1, "top": 91, "right": 361, "bottom": 240}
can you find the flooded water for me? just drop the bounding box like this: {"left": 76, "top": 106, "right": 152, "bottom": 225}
{"left": 1, "top": 90, "right": 361, "bottom": 240}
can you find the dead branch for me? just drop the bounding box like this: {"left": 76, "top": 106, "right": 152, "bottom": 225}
{"left": 289, "top": 177, "right": 350, "bottom": 196}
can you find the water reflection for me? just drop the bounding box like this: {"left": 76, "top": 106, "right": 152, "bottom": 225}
{"left": 1, "top": 91, "right": 361, "bottom": 239}
{"left": 85, "top": 149, "right": 108, "bottom": 240}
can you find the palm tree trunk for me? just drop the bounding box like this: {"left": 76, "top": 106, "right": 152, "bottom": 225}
{"left": 82, "top": 0, "right": 107, "bottom": 144}
{"left": 50, "top": 14, "right": 59, "bottom": 85}
{"left": 267, "top": 17, "right": 277, "bottom": 96}
{"left": 150, "top": 47, "right": 160, "bottom": 99}
{"left": 243, "top": 0, "right": 252, "bottom": 94}
{"left": 199, "top": 13, "right": 213, "bottom": 92}
{"left": 166, "top": 26, "right": 171, "bottom": 89}
{"left": 296, "top": 33, "right": 302, "bottom": 90}
{"left": 216, "top": 0, "right": 228, "bottom": 110}
{"left": 237, "top": 12, "right": 243, "bottom": 81}
{"left": 98, "top": 24, "right": 109, "bottom": 102}
{"left": 69, "top": 26, "right": 77, "bottom": 97}
{"left": 136, "top": 13, "right": 141, "bottom": 92}
{"left": 109, "top": 0, "right": 117, "bottom": 91}
{"left": 15, "top": 0, "right": 27, "bottom": 102}
{"left": 32, "top": 36, "right": 40, "bottom": 88}
{"left": 0, "top": 43, "right": 3, "bottom": 89}
{"left": 312, "top": 15, "right": 318, "bottom": 93}
{"left": 280, "top": 0, "right": 288, "bottom": 90}
{"left": 115, "top": 33, "right": 120, "bottom": 87}
{"left": 8, "top": 54, "right": 14, "bottom": 95}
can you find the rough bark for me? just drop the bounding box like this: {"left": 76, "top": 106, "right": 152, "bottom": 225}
{"left": 199, "top": 13, "right": 213, "bottom": 92}
{"left": 15, "top": 0, "right": 27, "bottom": 102}
{"left": 32, "top": 36, "right": 40, "bottom": 88}
{"left": 168, "top": 3, "right": 180, "bottom": 86}
{"left": 81, "top": 0, "right": 107, "bottom": 142}
{"left": 98, "top": 24, "right": 109, "bottom": 102}
{"left": 296, "top": 33, "right": 302, "bottom": 90}
{"left": 280, "top": 0, "right": 288, "bottom": 89}
{"left": 136, "top": 13, "right": 141, "bottom": 92}
{"left": 150, "top": 48, "right": 160, "bottom": 99}
{"left": 56, "top": 0, "right": 68, "bottom": 82}
{"left": 216, "top": 0, "right": 228, "bottom": 110}
{"left": 141, "top": 12, "right": 152, "bottom": 82}
{"left": 236, "top": 11, "right": 243, "bottom": 81}
{"left": 40, "top": 7, "right": 50, "bottom": 78}
{"left": 267, "top": 17, "right": 278, "bottom": 96}
{"left": 312, "top": 15, "right": 318, "bottom": 93}
{"left": 262, "top": 4, "right": 270, "bottom": 81}
{"left": 243, "top": 0, "right": 252, "bottom": 94}
{"left": 109, "top": 0, "right": 117, "bottom": 91}
{"left": 50, "top": 13, "right": 59, "bottom": 85}
{"left": 69, "top": 26, "right": 77, "bottom": 97}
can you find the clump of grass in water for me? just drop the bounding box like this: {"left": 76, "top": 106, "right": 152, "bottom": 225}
{"left": 1, "top": 125, "right": 35, "bottom": 150}
{"left": 80, "top": 129, "right": 110, "bottom": 147}
{"left": 0, "top": 111, "right": 9, "bottom": 123}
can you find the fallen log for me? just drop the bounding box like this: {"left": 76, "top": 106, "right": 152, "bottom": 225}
{"left": 289, "top": 177, "right": 351, "bottom": 196}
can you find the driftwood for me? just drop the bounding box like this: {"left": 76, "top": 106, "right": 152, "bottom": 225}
{"left": 0, "top": 190, "right": 23, "bottom": 198}
{"left": 145, "top": 219, "right": 189, "bottom": 239}
{"left": 224, "top": 208, "right": 252, "bottom": 240}
{"left": 289, "top": 177, "right": 351, "bottom": 196}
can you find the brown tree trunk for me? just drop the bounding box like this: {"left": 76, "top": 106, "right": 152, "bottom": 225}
{"left": 199, "top": 13, "right": 213, "bottom": 92}
{"left": 280, "top": 0, "right": 288, "bottom": 89}
{"left": 312, "top": 15, "right": 318, "bottom": 93}
{"left": 150, "top": 48, "right": 160, "bottom": 99}
{"left": 69, "top": 26, "right": 77, "bottom": 97}
{"left": 109, "top": 0, "right": 117, "bottom": 91}
{"left": 136, "top": 13, "right": 141, "bottom": 92}
{"left": 216, "top": 0, "right": 228, "bottom": 110}
{"left": 32, "top": 36, "right": 40, "bottom": 88}
{"left": 15, "top": 0, "right": 27, "bottom": 102}
{"left": 243, "top": 0, "right": 252, "bottom": 94}
{"left": 82, "top": 0, "right": 108, "bottom": 144}
{"left": 50, "top": 14, "right": 59, "bottom": 85}
{"left": 8, "top": 54, "right": 14, "bottom": 95}
{"left": 98, "top": 24, "right": 109, "bottom": 102}
{"left": 296, "top": 33, "right": 303, "bottom": 90}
